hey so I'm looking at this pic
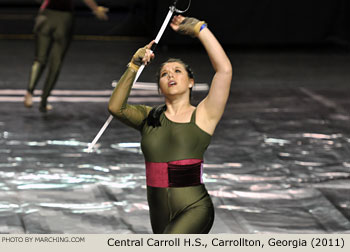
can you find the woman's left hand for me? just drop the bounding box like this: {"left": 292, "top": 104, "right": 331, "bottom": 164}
{"left": 170, "top": 15, "right": 186, "bottom": 32}
{"left": 170, "top": 15, "right": 206, "bottom": 38}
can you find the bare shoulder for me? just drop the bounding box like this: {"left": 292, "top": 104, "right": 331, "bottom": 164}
{"left": 194, "top": 100, "right": 218, "bottom": 135}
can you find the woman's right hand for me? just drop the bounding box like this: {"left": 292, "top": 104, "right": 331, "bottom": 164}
{"left": 129, "top": 41, "right": 155, "bottom": 71}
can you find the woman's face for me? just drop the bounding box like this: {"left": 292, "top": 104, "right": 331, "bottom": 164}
{"left": 158, "top": 62, "right": 193, "bottom": 97}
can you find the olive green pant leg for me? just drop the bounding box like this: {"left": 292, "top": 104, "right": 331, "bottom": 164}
{"left": 147, "top": 186, "right": 215, "bottom": 234}
{"left": 27, "top": 15, "right": 53, "bottom": 94}
{"left": 147, "top": 187, "right": 171, "bottom": 234}
{"left": 40, "top": 13, "right": 73, "bottom": 108}
{"left": 162, "top": 205, "right": 214, "bottom": 234}
{"left": 40, "top": 34, "right": 72, "bottom": 108}
{"left": 28, "top": 61, "right": 45, "bottom": 94}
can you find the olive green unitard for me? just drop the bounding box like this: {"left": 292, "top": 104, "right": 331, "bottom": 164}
{"left": 109, "top": 68, "right": 215, "bottom": 234}
{"left": 27, "top": 0, "right": 74, "bottom": 109}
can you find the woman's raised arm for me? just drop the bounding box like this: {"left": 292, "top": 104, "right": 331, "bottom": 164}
{"left": 171, "top": 15, "right": 232, "bottom": 135}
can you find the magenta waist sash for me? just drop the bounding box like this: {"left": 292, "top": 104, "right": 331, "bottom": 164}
{"left": 145, "top": 159, "right": 203, "bottom": 188}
